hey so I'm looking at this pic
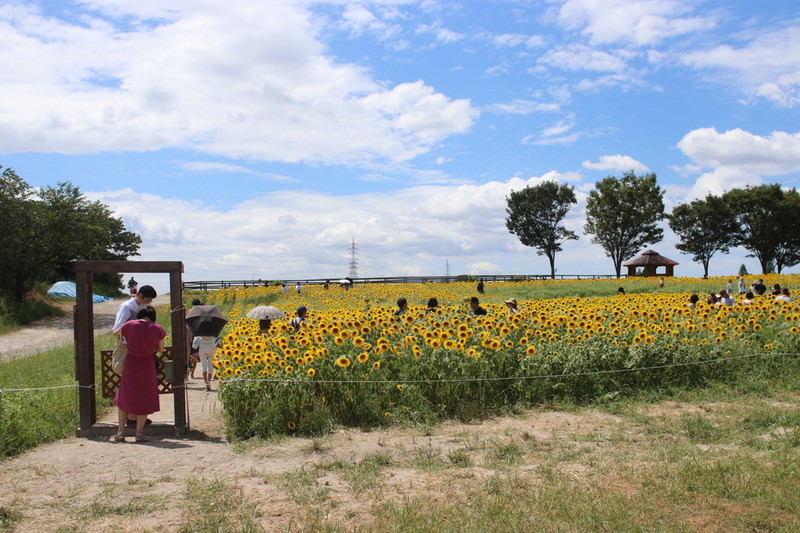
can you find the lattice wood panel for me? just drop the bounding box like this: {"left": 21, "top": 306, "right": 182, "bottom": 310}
{"left": 101, "top": 347, "right": 174, "bottom": 399}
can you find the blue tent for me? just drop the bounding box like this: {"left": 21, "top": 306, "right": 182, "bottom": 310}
{"left": 47, "top": 281, "right": 113, "bottom": 303}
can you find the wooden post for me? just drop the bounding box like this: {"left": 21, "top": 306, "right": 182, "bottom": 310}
{"left": 74, "top": 269, "right": 96, "bottom": 430}
{"left": 170, "top": 269, "right": 188, "bottom": 434}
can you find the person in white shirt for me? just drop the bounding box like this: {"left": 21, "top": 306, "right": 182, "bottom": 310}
{"left": 717, "top": 290, "right": 734, "bottom": 306}
{"left": 775, "top": 288, "right": 793, "bottom": 302}
{"left": 112, "top": 285, "right": 157, "bottom": 335}
{"left": 193, "top": 336, "right": 219, "bottom": 391}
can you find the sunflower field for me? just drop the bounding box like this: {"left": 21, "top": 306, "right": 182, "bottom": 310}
{"left": 189, "top": 275, "right": 800, "bottom": 440}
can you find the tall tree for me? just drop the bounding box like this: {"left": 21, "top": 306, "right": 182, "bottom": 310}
{"left": 668, "top": 194, "right": 739, "bottom": 278}
{"left": 724, "top": 184, "right": 800, "bottom": 274}
{"left": 505, "top": 181, "right": 578, "bottom": 278}
{"left": 0, "top": 168, "right": 142, "bottom": 301}
{"left": 0, "top": 168, "right": 50, "bottom": 300}
{"left": 38, "top": 182, "right": 142, "bottom": 281}
{"left": 584, "top": 171, "right": 666, "bottom": 278}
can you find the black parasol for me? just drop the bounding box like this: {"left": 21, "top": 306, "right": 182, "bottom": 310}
{"left": 185, "top": 305, "right": 228, "bottom": 337}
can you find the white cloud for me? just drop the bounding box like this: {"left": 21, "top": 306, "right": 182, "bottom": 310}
{"left": 582, "top": 154, "right": 649, "bottom": 171}
{"left": 0, "top": 1, "right": 476, "bottom": 164}
{"left": 677, "top": 127, "right": 800, "bottom": 198}
{"left": 88, "top": 172, "right": 588, "bottom": 282}
{"left": 492, "top": 33, "right": 544, "bottom": 48}
{"left": 177, "top": 162, "right": 298, "bottom": 182}
{"left": 557, "top": 0, "right": 714, "bottom": 46}
{"left": 416, "top": 23, "right": 465, "bottom": 44}
{"left": 539, "top": 44, "right": 632, "bottom": 72}
{"left": 490, "top": 99, "right": 561, "bottom": 115}
{"left": 523, "top": 113, "right": 609, "bottom": 146}
{"left": 340, "top": 4, "right": 403, "bottom": 41}
{"left": 468, "top": 262, "right": 501, "bottom": 275}
{"left": 681, "top": 25, "right": 800, "bottom": 107}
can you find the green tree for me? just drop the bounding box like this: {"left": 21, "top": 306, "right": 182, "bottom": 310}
{"left": 38, "top": 182, "right": 142, "bottom": 281}
{"left": 668, "top": 194, "right": 739, "bottom": 278}
{"left": 0, "top": 168, "right": 142, "bottom": 301}
{"left": 505, "top": 181, "right": 578, "bottom": 278}
{"left": 724, "top": 184, "right": 800, "bottom": 274}
{"left": 584, "top": 171, "right": 666, "bottom": 278}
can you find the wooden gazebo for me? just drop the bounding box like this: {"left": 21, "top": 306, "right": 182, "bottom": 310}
{"left": 623, "top": 250, "right": 678, "bottom": 277}
{"left": 73, "top": 260, "right": 188, "bottom": 436}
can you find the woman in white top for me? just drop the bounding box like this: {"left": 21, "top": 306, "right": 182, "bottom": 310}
{"left": 775, "top": 288, "right": 793, "bottom": 302}
{"left": 192, "top": 336, "right": 219, "bottom": 391}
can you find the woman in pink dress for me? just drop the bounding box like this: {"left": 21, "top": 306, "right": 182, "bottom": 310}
{"left": 115, "top": 305, "right": 166, "bottom": 443}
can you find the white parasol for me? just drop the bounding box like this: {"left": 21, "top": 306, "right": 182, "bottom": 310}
{"left": 246, "top": 305, "right": 287, "bottom": 320}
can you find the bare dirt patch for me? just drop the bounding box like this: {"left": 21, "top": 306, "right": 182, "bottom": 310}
{"left": 0, "top": 399, "right": 619, "bottom": 532}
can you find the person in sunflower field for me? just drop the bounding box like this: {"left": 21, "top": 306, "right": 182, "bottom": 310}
{"left": 469, "top": 296, "right": 487, "bottom": 316}
{"left": 290, "top": 306, "right": 308, "bottom": 332}
{"left": 394, "top": 298, "right": 408, "bottom": 316}
{"left": 114, "top": 305, "right": 165, "bottom": 443}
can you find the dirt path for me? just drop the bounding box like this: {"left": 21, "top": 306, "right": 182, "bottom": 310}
{"left": 0, "top": 298, "right": 120, "bottom": 362}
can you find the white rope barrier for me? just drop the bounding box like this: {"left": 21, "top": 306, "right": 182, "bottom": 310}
{"left": 0, "top": 383, "right": 95, "bottom": 393}
{"left": 0, "top": 351, "right": 796, "bottom": 395}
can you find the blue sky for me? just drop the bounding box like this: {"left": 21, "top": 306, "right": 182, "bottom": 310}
{"left": 2, "top": 0, "right": 800, "bottom": 292}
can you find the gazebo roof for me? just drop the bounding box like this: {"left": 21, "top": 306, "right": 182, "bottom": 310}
{"left": 622, "top": 249, "right": 679, "bottom": 267}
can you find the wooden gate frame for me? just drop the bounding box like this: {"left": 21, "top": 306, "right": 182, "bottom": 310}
{"left": 73, "top": 260, "right": 187, "bottom": 435}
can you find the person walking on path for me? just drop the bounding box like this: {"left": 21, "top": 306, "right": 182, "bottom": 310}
{"left": 114, "top": 305, "right": 165, "bottom": 443}
{"left": 193, "top": 336, "right": 220, "bottom": 391}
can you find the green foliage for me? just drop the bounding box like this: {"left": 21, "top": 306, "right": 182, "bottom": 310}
{"left": 505, "top": 181, "right": 578, "bottom": 278}
{"left": 724, "top": 184, "right": 800, "bottom": 274}
{"left": 669, "top": 194, "right": 739, "bottom": 277}
{"left": 0, "top": 166, "right": 142, "bottom": 301}
{"left": 0, "top": 339, "right": 114, "bottom": 458}
{"left": 0, "top": 294, "right": 63, "bottom": 334}
{"left": 584, "top": 171, "right": 666, "bottom": 277}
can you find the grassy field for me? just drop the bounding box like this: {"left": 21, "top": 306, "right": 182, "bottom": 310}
{"left": 0, "top": 336, "right": 115, "bottom": 457}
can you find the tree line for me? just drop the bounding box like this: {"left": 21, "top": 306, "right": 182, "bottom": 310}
{"left": 0, "top": 167, "right": 141, "bottom": 301}
{"left": 505, "top": 171, "right": 800, "bottom": 278}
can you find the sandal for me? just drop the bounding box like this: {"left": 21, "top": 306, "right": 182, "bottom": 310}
{"left": 134, "top": 433, "right": 150, "bottom": 443}
{"left": 114, "top": 432, "right": 126, "bottom": 442}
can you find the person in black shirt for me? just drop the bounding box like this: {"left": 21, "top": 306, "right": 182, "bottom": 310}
{"left": 394, "top": 298, "right": 408, "bottom": 316}
{"left": 753, "top": 279, "right": 767, "bottom": 295}
{"left": 469, "top": 296, "right": 487, "bottom": 316}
